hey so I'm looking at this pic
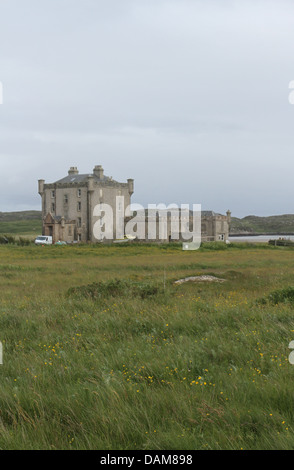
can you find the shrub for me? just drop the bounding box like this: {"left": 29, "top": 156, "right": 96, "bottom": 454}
{"left": 257, "top": 286, "right": 294, "bottom": 305}
{"left": 67, "top": 278, "right": 162, "bottom": 300}
{"left": 18, "top": 237, "right": 32, "bottom": 246}
{"left": 0, "top": 235, "right": 16, "bottom": 244}
{"left": 268, "top": 286, "right": 294, "bottom": 304}
{"left": 0, "top": 235, "right": 32, "bottom": 246}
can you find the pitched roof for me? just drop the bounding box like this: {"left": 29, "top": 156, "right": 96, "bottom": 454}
{"left": 201, "top": 210, "right": 216, "bottom": 217}
{"left": 54, "top": 173, "right": 115, "bottom": 184}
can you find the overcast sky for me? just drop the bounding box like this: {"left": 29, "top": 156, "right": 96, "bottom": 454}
{"left": 0, "top": 0, "right": 294, "bottom": 218}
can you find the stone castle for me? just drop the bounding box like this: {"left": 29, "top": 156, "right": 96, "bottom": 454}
{"left": 38, "top": 165, "right": 231, "bottom": 243}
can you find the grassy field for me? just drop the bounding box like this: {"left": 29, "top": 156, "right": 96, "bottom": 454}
{"left": 0, "top": 220, "right": 42, "bottom": 238}
{"left": 1, "top": 241, "right": 294, "bottom": 450}
{"left": 0, "top": 212, "right": 42, "bottom": 238}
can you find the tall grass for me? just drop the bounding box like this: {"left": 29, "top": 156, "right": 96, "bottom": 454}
{"left": 0, "top": 243, "right": 294, "bottom": 449}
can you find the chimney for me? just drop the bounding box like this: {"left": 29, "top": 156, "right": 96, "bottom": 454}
{"left": 226, "top": 210, "right": 231, "bottom": 226}
{"left": 87, "top": 174, "right": 94, "bottom": 192}
{"left": 38, "top": 179, "right": 45, "bottom": 196}
{"left": 127, "top": 178, "right": 134, "bottom": 196}
{"left": 68, "top": 166, "right": 79, "bottom": 176}
{"left": 93, "top": 165, "right": 104, "bottom": 179}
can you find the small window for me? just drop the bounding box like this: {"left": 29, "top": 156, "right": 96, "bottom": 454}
{"left": 51, "top": 190, "right": 55, "bottom": 198}
{"left": 77, "top": 217, "right": 82, "bottom": 228}
{"left": 77, "top": 201, "right": 81, "bottom": 211}
{"left": 64, "top": 194, "right": 68, "bottom": 204}
{"left": 51, "top": 202, "right": 55, "bottom": 212}
{"left": 77, "top": 189, "right": 82, "bottom": 198}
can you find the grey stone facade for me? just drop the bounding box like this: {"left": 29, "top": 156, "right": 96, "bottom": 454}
{"left": 201, "top": 210, "right": 231, "bottom": 242}
{"left": 124, "top": 209, "right": 231, "bottom": 243}
{"left": 38, "top": 165, "right": 134, "bottom": 243}
{"left": 38, "top": 165, "right": 230, "bottom": 244}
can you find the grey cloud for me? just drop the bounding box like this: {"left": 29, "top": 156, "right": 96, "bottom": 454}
{"left": 0, "top": 0, "right": 294, "bottom": 217}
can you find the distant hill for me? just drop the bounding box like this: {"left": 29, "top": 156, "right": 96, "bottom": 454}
{"left": 230, "top": 214, "right": 294, "bottom": 235}
{"left": 1, "top": 210, "right": 294, "bottom": 236}
{"left": 0, "top": 210, "right": 42, "bottom": 222}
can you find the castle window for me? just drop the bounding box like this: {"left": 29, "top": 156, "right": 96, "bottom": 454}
{"left": 77, "top": 217, "right": 82, "bottom": 228}
{"left": 51, "top": 190, "right": 55, "bottom": 198}
{"left": 51, "top": 202, "right": 55, "bottom": 212}
{"left": 77, "top": 189, "right": 82, "bottom": 198}
{"left": 77, "top": 201, "right": 81, "bottom": 211}
{"left": 64, "top": 194, "right": 68, "bottom": 204}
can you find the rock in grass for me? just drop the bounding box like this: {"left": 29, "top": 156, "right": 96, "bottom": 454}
{"left": 174, "top": 275, "right": 226, "bottom": 284}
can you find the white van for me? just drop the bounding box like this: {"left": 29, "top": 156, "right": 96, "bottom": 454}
{"left": 34, "top": 236, "right": 53, "bottom": 245}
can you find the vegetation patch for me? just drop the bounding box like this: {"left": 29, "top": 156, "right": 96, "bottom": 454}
{"left": 0, "top": 235, "right": 32, "bottom": 246}
{"left": 258, "top": 286, "right": 294, "bottom": 305}
{"left": 67, "top": 278, "right": 163, "bottom": 300}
